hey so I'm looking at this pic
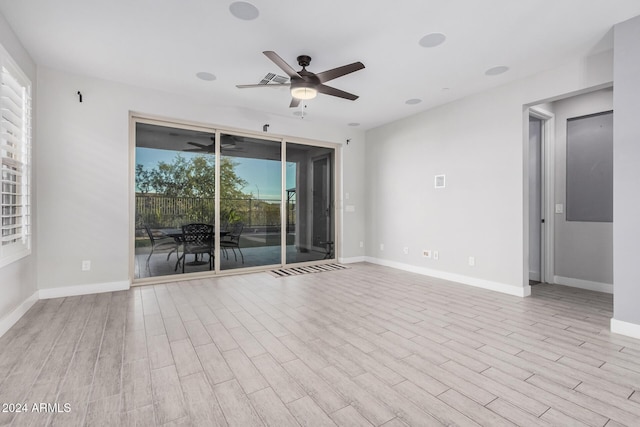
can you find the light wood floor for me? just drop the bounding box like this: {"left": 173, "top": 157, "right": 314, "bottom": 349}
{"left": 1, "top": 263, "right": 639, "bottom": 426}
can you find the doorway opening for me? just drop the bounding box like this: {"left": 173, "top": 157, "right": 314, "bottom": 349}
{"left": 525, "top": 86, "right": 614, "bottom": 294}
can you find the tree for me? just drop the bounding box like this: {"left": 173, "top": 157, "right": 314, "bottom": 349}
{"left": 136, "top": 154, "right": 249, "bottom": 226}
{"left": 136, "top": 154, "right": 247, "bottom": 199}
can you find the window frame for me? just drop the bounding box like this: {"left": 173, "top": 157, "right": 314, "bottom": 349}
{"left": 0, "top": 43, "right": 32, "bottom": 268}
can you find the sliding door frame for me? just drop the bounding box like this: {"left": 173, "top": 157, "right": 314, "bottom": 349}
{"left": 129, "top": 112, "right": 341, "bottom": 286}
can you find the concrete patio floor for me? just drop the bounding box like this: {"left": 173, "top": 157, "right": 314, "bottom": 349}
{"left": 134, "top": 245, "right": 331, "bottom": 279}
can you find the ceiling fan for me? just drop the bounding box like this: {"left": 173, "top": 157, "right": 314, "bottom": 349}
{"left": 184, "top": 135, "right": 243, "bottom": 153}
{"left": 237, "top": 51, "right": 365, "bottom": 107}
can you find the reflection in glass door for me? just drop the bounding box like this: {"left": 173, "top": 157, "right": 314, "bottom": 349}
{"left": 286, "top": 143, "right": 335, "bottom": 263}
{"left": 220, "top": 134, "right": 282, "bottom": 271}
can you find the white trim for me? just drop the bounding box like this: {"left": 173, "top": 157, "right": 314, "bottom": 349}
{"left": 38, "top": 280, "right": 130, "bottom": 299}
{"left": 365, "top": 257, "right": 530, "bottom": 297}
{"left": 529, "top": 271, "right": 541, "bottom": 282}
{"left": 0, "top": 291, "right": 38, "bottom": 338}
{"left": 339, "top": 256, "right": 365, "bottom": 264}
{"left": 611, "top": 318, "right": 640, "bottom": 340}
{"left": 553, "top": 275, "right": 612, "bottom": 294}
{"left": 0, "top": 248, "right": 31, "bottom": 269}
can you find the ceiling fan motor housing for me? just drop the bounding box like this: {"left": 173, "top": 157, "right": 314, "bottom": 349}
{"left": 297, "top": 55, "right": 312, "bottom": 68}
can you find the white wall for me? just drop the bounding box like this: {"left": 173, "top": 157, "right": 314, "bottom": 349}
{"left": 365, "top": 49, "right": 614, "bottom": 296}
{"left": 551, "top": 89, "right": 613, "bottom": 288}
{"left": 0, "top": 12, "right": 38, "bottom": 332}
{"left": 613, "top": 15, "right": 640, "bottom": 332}
{"left": 36, "top": 67, "right": 366, "bottom": 291}
{"left": 340, "top": 137, "right": 366, "bottom": 262}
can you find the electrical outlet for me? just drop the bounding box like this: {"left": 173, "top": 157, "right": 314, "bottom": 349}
{"left": 433, "top": 251, "right": 439, "bottom": 260}
{"left": 82, "top": 260, "right": 91, "bottom": 271}
{"left": 468, "top": 256, "right": 475, "bottom": 266}
{"left": 403, "top": 247, "right": 409, "bottom": 255}
{"left": 359, "top": 241, "right": 364, "bottom": 248}
{"left": 380, "top": 243, "right": 384, "bottom": 251}
{"left": 422, "top": 250, "right": 431, "bottom": 258}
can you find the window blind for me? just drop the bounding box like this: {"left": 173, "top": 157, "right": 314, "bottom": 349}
{"left": 0, "top": 57, "right": 31, "bottom": 264}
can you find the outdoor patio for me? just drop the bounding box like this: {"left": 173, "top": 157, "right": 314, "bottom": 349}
{"left": 134, "top": 242, "right": 330, "bottom": 279}
{"left": 134, "top": 191, "right": 334, "bottom": 279}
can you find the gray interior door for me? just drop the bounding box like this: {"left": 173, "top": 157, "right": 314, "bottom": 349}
{"left": 529, "top": 117, "right": 543, "bottom": 282}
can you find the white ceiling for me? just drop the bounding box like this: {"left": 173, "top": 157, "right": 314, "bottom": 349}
{"left": 1, "top": 1, "right": 639, "bottom": 130}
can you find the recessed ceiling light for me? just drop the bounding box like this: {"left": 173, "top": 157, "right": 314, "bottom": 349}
{"left": 196, "top": 72, "right": 216, "bottom": 81}
{"left": 485, "top": 66, "right": 509, "bottom": 76}
{"left": 419, "top": 33, "right": 446, "bottom": 48}
{"left": 229, "top": 2, "right": 259, "bottom": 20}
{"left": 348, "top": 123, "right": 360, "bottom": 127}
{"left": 405, "top": 98, "right": 422, "bottom": 105}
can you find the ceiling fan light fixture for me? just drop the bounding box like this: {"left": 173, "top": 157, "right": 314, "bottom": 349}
{"left": 291, "top": 86, "right": 317, "bottom": 100}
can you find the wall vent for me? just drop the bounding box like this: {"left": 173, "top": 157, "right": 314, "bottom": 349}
{"left": 259, "top": 73, "right": 288, "bottom": 85}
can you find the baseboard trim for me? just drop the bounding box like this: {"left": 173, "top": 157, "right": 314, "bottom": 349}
{"left": 364, "top": 257, "right": 530, "bottom": 297}
{"left": 529, "top": 271, "right": 541, "bottom": 282}
{"left": 0, "top": 291, "right": 39, "bottom": 338}
{"left": 38, "top": 280, "right": 130, "bottom": 299}
{"left": 553, "top": 275, "right": 613, "bottom": 294}
{"left": 339, "top": 256, "right": 365, "bottom": 264}
{"left": 611, "top": 318, "right": 640, "bottom": 340}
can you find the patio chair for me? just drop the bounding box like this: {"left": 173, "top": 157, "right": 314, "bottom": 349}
{"left": 143, "top": 225, "right": 179, "bottom": 272}
{"left": 180, "top": 223, "right": 214, "bottom": 272}
{"left": 319, "top": 240, "right": 335, "bottom": 259}
{"left": 221, "top": 221, "right": 244, "bottom": 264}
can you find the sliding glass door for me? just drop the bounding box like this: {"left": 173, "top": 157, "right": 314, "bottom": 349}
{"left": 219, "top": 134, "right": 282, "bottom": 271}
{"left": 285, "top": 143, "right": 335, "bottom": 264}
{"left": 132, "top": 117, "right": 336, "bottom": 282}
{"left": 134, "top": 122, "right": 217, "bottom": 278}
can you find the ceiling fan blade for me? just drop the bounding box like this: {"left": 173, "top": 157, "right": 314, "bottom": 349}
{"left": 316, "top": 84, "right": 359, "bottom": 101}
{"left": 316, "top": 62, "right": 365, "bottom": 84}
{"left": 289, "top": 98, "right": 301, "bottom": 108}
{"left": 236, "top": 83, "right": 290, "bottom": 88}
{"left": 220, "top": 135, "right": 236, "bottom": 147}
{"left": 187, "top": 142, "right": 208, "bottom": 148}
{"left": 263, "top": 51, "right": 301, "bottom": 79}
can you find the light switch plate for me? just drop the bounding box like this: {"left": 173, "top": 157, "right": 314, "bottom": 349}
{"left": 555, "top": 203, "right": 564, "bottom": 214}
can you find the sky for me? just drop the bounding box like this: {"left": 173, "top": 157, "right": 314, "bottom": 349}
{"left": 136, "top": 147, "right": 295, "bottom": 200}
